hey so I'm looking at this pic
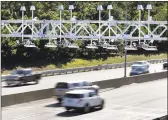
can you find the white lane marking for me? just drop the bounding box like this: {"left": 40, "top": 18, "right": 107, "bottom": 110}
{"left": 104, "top": 107, "right": 166, "bottom": 119}
{"left": 110, "top": 104, "right": 167, "bottom": 113}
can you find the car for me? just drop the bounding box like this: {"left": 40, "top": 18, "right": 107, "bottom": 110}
{"left": 163, "top": 62, "right": 168, "bottom": 69}
{"left": 54, "top": 81, "right": 100, "bottom": 103}
{"left": 130, "top": 65, "right": 149, "bottom": 76}
{"left": 131, "top": 61, "right": 150, "bottom": 69}
{"left": 5, "top": 69, "right": 41, "bottom": 86}
{"left": 62, "top": 89, "right": 105, "bottom": 113}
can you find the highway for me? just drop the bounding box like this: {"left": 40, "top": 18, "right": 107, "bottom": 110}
{"left": 2, "top": 63, "right": 164, "bottom": 95}
{"left": 2, "top": 78, "right": 167, "bottom": 120}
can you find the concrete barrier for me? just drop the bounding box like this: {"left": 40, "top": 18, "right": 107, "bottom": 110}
{"left": 2, "top": 88, "right": 54, "bottom": 107}
{"left": 153, "top": 115, "right": 167, "bottom": 120}
{"left": 2, "top": 71, "right": 167, "bottom": 107}
{"left": 93, "top": 71, "right": 167, "bottom": 89}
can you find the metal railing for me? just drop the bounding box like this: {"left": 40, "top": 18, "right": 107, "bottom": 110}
{"left": 1, "top": 58, "right": 167, "bottom": 81}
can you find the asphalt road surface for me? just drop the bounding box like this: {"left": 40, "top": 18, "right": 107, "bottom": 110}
{"left": 2, "top": 63, "right": 164, "bottom": 95}
{"left": 2, "top": 78, "right": 167, "bottom": 120}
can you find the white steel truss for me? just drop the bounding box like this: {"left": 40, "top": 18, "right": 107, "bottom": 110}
{"left": 1, "top": 20, "right": 167, "bottom": 42}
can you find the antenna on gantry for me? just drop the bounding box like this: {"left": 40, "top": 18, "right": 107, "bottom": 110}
{"left": 24, "top": 39, "right": 37, "bottom": 48}
{"left": 141, "top": 40, "right": 157, "bottom": 51}
{"left": 45, "top": 38, "right": 57, "bottom": 48}
{"left": 45, "top": 31, "right": 57, "bottom": 47}
{"left": 125, "top": 41, "right": 138, "bottom": 51}
{"left": 101, "top": 40, "right": 118, "bottom": 50}
{"left": 63, "top": 39, "right": 79, "bottom": 49}
{"left": 86, "top": 39, "right": 98, "bottom": 49}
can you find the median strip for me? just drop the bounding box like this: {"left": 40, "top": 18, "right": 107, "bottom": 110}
{"left": 1, "top": 70, "right": 167, "bottom": 107}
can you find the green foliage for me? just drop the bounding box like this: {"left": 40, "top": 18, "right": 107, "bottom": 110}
{"left": 2, "top": 53, "right": 167, "bottom": 75}
{"left": 1, "top": 1, "right": 168, "bottom": 71}
{"left": 2, "top": 1, "right": 167, "bottom": 21}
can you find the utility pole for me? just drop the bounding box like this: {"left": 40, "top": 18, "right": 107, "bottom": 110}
{"left": 124, "top": 2, "right": 128, "bottom": 77}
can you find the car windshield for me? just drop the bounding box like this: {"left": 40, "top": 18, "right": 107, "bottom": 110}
{"left": 56, "top": 83, "right": 68, "bottom": 89}
{"left": 83, "top": 81, "right": 92, "bottom": 86}
{"left": 65, "top": 93, "right": 84, "bottom": 98}
{"left": 12, "top": 70, "right": 25, "bottom": 75}
{"left": 134, "top": 62, "right": 144, "bottom": 64}
{"left": 134, "top": 68, "right": 143, "bottom": 71}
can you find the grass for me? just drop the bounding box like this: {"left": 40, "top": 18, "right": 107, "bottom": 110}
{"left": 2, "top": 53, "right": 167, "bottom": 75}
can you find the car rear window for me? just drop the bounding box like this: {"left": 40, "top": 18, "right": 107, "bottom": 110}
{"left": 56, "top": 83, "right": 68, "bottom": 89}
{"left": 134, "top": 62, "right": 143, "bottom": 64}
{"left": 12, "top": 70, "right": 24, "bottom": 75}
{"left": 134, "top": 68, "right": 144, "bottom": 71}
{"left": 12, "top": 70, "right": 31, "bottom": 75}
{"left": 72, "top": 83, "right": 80, "bottom": 87}
{"left": 65, "top": 93, "right": 84, "bottom": 98}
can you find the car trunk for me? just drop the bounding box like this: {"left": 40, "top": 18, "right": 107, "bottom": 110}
{"left": 63, "top": 94, "right": 84, "bottom": 107}
{"left": 55, "top": 82, "right": 69, "bottom": 97}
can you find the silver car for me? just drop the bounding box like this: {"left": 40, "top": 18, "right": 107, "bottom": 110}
{"left": 54, "top": 81, "right": 99, "bottom": 103}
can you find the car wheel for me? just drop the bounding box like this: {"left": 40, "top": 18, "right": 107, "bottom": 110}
{"left": 99, "top": 100, "right": 104, "bottom": 110}
{"left": 57, "top": 98, "right": 62, "bottom": 103}
{"left": 6, "top": 83, "right": 11, "bottom": 86}
{"left": 83, "top": 104, "right": 90, "bottom": 113}
{"left": 16, "top": 81, "right": 22, "bottom": 86}
{"left": 35, "top": 79, "right": 39, "bottom": 84}
{"left": 65, "top": 107, "right": 71, "bottom": 111}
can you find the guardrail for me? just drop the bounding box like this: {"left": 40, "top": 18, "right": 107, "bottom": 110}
{"left": 1, "top": 58, "right": 167, "bottom": 80}
{"left": 1, "top": 70, "right": 167, "bottom": 107}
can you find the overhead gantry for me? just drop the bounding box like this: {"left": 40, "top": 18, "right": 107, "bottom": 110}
{"left": 1, "top": 4, "right": 167, "bottom": 51}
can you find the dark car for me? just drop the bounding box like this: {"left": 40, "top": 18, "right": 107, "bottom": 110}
{"left": 5, "top": 69, "right": 41, "bottom": 86}
{"left": 163, "top": 62, "right": 168, "bottom": 69}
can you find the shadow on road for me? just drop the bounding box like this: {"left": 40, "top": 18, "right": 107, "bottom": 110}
{"left": 2, "top": 83, "right": 35, "bottom": 88}
{"left": 56, "top": 110, "right": 83, "bottom": 117}
{"left": 45, "top": 103, "right": 62, "bottom": 108}
{"left": 56, "top": 109, "right": 99, "bottom": 117}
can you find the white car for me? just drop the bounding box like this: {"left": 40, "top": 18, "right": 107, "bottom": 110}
{"left": 54, "top": 81, "right": 99, "bottom": 102}
{"left": 62, "top": 89, "right": 105, "bottom": 113}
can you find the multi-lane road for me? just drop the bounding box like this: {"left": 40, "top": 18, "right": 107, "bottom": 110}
{"left": 2, "top": 78, "right": 167, "bottom": 120}
{"left": 2, "top": 63, "right": 165, "bottom": 95}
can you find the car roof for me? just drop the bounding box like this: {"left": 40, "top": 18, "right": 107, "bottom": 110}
{"left": 132, "top": 64, "right": 145, "bottom": 67}
{"left": 134, "top": 61, "right": 147, "bottom": 63}
{"left": 16, "top": 68, "right": 32, "bottom": 71}
{"left": 66, "top": 89, "right": 94, "bottom": 94}
{"left": 59, "top": 81, "right": 90, "bottom": 84}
